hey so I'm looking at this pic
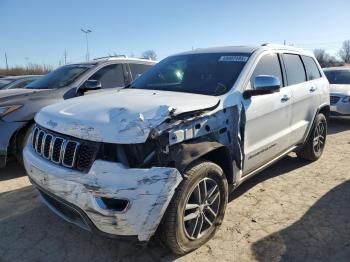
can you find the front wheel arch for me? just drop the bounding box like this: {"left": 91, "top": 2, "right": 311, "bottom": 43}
{"left": 170, "top": 140, "right": 236, "bottom": 185}
{"left": 9, "top": 121, "right": 34, "bottom": 163}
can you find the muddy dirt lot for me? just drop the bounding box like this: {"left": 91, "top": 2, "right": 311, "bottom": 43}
{"left": 0, "top": 119, "right": 349, "bottom": 262}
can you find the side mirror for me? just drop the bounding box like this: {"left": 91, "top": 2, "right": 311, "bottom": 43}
{"left": 243, "top": 75, "right": 281, "bottom": 99}
{"left": 77, "top": 80, "right": 102, "bottom": 94}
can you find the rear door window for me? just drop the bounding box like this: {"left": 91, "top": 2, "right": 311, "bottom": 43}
{"left": 283, "top": 54, "right": 306, "bottom": 85}
{"left": 251, "top": 54, "right": 283, "bottom": 87}
{"left": 89, "top": 64, "right": 125, "bottom": 88}
{"left": 129, "top": 63, "right": 152, "bottom": 80}
{"left": 301, "top": 56, "right": 321, "bottom": 81}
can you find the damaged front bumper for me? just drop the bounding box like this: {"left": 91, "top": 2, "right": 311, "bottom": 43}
{"left": 23, "top": 144, "right": 183, "bottom": 242}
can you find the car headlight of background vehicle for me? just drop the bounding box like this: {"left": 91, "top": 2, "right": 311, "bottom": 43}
{"left": 342, "top": 96, "right": 350, "bottom": 103}
{"left": 0, "top": 105, "right": 22, "bottom": 117}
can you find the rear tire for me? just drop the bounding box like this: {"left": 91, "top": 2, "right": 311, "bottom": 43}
{"left": 159, "top": 160, "right": 228, "bottom": 255}
{"left": 297, "top": 113, "right": 327, "bottom": 161}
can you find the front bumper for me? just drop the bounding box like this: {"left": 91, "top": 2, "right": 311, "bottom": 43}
{"left": 330, "top": 95, "right": 350, "bottom": 119}
{"left": 23, "top": 144, "right": 183, "bottom": 241}
{"left": 0, "top": 120, "right": 26, "bottom": 168}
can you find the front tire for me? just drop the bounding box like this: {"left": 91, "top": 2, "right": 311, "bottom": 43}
{"left": 16, "top": 124, "right": 34, "bottom": 165}
{"left": 159, "top": 160, "right": 228, "bottom": 255}
{"left": 297, "top": 113, "right": 327, "bottom": 161}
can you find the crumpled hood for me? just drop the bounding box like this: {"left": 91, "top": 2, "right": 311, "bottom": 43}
{"left": 35, "top": 89, "right": 220, "bottom": 143}
{"left": 330, "top": 84, "right": 350, "bottom": 96}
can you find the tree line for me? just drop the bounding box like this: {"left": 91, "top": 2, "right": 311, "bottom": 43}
{"left": 0, "top": 50, "right": 158, "bottom": 76}
{"left": 1, "top": 41, "right": 350, "bottom": 77}
{"left": 0, "top": 63, "right": 53, "bottom": 77}
{"left": 314, "top": 39, "right": 350, "bottom": 67}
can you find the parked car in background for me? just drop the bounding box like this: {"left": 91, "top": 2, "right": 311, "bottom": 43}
{"left": 23, "top": 44, "right": 329, "bottom": 254}
{"left": 0, "top": 57, "right": 156, "bottom": 168}
{"left": 323, "top": 67, "right": 350, "bottom": 119}
{"left": 0, "top": 75, "right": 42, "bottom": 90}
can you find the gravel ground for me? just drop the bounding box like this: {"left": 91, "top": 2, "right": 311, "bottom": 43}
{"left": 0, "top": 119, "right": 349, "bottom": 262}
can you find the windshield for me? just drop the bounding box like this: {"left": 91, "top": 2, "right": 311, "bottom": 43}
{"left": 0, "top": 79, "right": 15, "bottom": 89}
{"left": 131, "top": 53, "right": 250, "bottom": 96}
{"left": 324, "top": 69, "right": 350, "bottom": 84}
{"left": 26, "top": 64, "right": 95, "bottom": 89}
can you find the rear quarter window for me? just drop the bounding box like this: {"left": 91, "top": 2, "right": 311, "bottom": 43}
{"left": 302, "top": 56, "right": 321, "bottom": 80}
{"left": 129, "top": 63, "right": 152, "bottom": 80}
{"left": 88, "top": 64, "right": 125, "bottom": 88}
{"left": 283, "top": 54, "right": 306, "bottom": 86}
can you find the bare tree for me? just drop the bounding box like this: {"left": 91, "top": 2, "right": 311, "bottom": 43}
{"left": 141, "top": 50, "right": 157, "bottom": 60}
{"left": 313, "top": 49, "right": 329, "bottom": 67}
{"left": 314, "top": 49, "right": 327, "bottom": 64}
{"left": 313, "top": 49, "right": 342, "bottom": 67}
{"left": 339, "top": 40, "right": 350, "bottom": 63}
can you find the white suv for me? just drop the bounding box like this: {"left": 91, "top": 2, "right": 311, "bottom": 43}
{"left": 23, "top": 44, "right": 330, "bottom": 254}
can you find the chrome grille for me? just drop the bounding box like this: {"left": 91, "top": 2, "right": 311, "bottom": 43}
{"left": 330, "top": 95, "right": 341, "bottom": 105}
{"left": 32, "top": 126, "right": 80, "bottom": 168}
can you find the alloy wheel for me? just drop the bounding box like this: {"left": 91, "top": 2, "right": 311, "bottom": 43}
{"left": 183, "top": 177, "right": 220, "bottom": 240}
{"left": 313, "top": 120, "right": 326, "bottom": 154}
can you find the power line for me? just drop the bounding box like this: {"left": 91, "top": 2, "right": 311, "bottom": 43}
{"left": 295, "top": 41, "right": 343, "bottom": 46}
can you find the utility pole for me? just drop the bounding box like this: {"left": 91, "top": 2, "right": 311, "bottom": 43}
{"left": 81, "top": 29, "right": 92, "bottom": 61}
{"left": 5, "top": 52, "right": 8, "bottom": 71}
{"left": 284, "top": 40, "right": 286, "bottom": 45}
{"left": 64, "top": 49, "right": 67, "bottom": 64}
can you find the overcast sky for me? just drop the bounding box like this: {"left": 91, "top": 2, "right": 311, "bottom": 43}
{"left": 1, "top": 0, "right": 349, "bottom": 67}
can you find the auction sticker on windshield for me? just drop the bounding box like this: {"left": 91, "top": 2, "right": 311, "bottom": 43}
{"left": 219, "top": 56, "right": 249, "bottom": 62}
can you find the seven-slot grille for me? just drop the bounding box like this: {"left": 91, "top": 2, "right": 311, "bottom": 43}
{"left": 32, "top": 126, "right": 79, "bottom": 168}
{"left": 31, "top": 125, "right": 98, "bottom": 172}
{"left": 330, "top": 95, "right": 341, "bottom": 105}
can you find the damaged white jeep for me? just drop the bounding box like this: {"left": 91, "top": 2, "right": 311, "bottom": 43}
{"left": 24, "top": 44, "right": 330, "bottom": 254}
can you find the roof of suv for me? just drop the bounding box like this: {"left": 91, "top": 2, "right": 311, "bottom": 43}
{"left": 175, "top": 44, "right": 313, "bottom": 56}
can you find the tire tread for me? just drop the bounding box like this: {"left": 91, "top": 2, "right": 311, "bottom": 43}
{"left": 158, "top": 160, "right": 226, "bottom": 255}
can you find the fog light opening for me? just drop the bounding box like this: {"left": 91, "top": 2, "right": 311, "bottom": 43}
{"left": 95, "top": 196, "right": 129, "bottom": 212}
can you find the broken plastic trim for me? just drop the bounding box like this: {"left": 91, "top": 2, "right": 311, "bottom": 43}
{"left": 170, "top": 99, "right": 221, "bottom": 120}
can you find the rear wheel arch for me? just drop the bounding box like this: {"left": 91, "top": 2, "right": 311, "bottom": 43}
{"left": 302, "top": 104, "right": 330, "bottom": 145}
{"left": 297, "top": 113, "right": 327, "bottom": 161}
{"left": 318, "top": 105, "right": 330, "bottom": 122}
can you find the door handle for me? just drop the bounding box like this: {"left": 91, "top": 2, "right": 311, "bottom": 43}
{"left": 281, "top": 95, "right": 290, "bottom": 102}
{"left": 309, "top": 86, "right": 317, "bottom": 92}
